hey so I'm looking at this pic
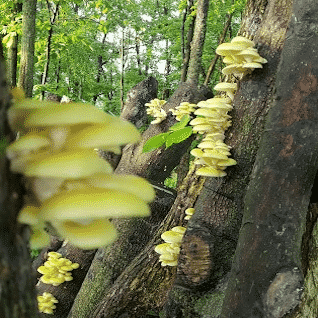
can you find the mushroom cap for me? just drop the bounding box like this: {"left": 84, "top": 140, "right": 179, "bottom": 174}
{"left": 18, "top": 205, "right": 41, "bottom": 225}
{"left": 86, "top": 173, "right": 155, "bottom": 202}
{"left": 202, "top": 150, "right": 229, "bottom": 160}
{"left": 161, "top": 230, "right": 184, "bottom": 244}
{"left": 24, "top": 102, "right": 113, "bottom": 127}
{"left": 198, "top": 141, "right": 216, "bottom": 149}
{"left": 203, "top": 132, "right": 225, "bottom": 141}
{"left": 52, "top": 218, "right": 118, "bottom": 249}
{"left": 254, "top": 56, "right": 268, "bottom": 64}
{"left": 194, "top": 108, "right": 219, "bottom": 117}
{"left": 155, "top": 242, "right": 172, "bottom": 254}
{"left": 237, "top": 48, "right": 260, "bottom": 60}
{"left": 24, "top": 150, "right": 113, "bottom": 178}
{"left": 196, "top": 166, "right": 227, "bottom": 177}
{"left": 171, "top": 226, "right": 186, "bottom": 234}
{"left": 185, "top": 208, "right": 195, "bottom": 215}
{"left": 64, "top": 120, "right": 140, "bottom": 149}
{"left": 222, "top": 64, "right": 246, "bottom": 76}
{"left": 242, "top": 62, "right": 263, "bottom": 69}
{"left": 192, "top": 124, "right": 215, "bottom": 133}
{"left": 222, "top": 56, "right": 236, "bottom": 64}
{"left": 39, "top": 188, "right": 151, "bottom": 221}
{"left": 190, "top": 117, "right": 210, "bottom": 126}
{"left": 230, "top": 36, "right": 255, "bottom": 47}
{"left": 159, "top": 254, "right": 177, "bottom": 261}
{"left": 217, "top": 158, "right": 237, "bottom": 166}
{"left": 190, "top": 148, "right": 204, "bottom": 158}
{"left": 214, "top": 82, "right": 237, "bottom": 92}
{"left": 216, "top": 42, "right": 250, "bottom": 56}
{"left": 6, "top": 133, "right": 50, "bottom": 159}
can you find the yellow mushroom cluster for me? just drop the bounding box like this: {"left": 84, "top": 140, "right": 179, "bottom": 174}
{"left": 155, "top": 226, "right": 186, "bottom": 267}
{"left": 190, "top": 97, "right": 236, "bottom": 177}
{"left": 145, "top": 98, "right": 167, "bottom": 124}
{"left": 184, "top": 207, "right": 195, "bottom": 220}
{"left": 169, "top": 102, "right": 197, "bottom": 121}
{"left": 37, "top": 252, "right": 79, "bottom": 286}
{"left": 7, "top": 89, "right": 155, "bottom": 249}
{"left": 216, "top": 36, "right": 267, "bottom": 78}
{"left": 37, "top": 292, "right": 58, "bottom": 315}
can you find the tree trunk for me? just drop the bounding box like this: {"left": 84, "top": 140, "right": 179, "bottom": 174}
{"left": 0, "top": 40, "right": 38, "bottom": 318}
{"left": 221, "top": 1, "right": 318, "bottom": 316}
{"left": 18, "top": 0, "right": 37, "bottom": 98}
{"left": 186, "top": 0, "right": 209, "bottom": 85}
{"left": 68, "top": 81, "right": 211, "bottom": 318}
{"left": 120, "top": 29, "right": 125, "bottom": 111}
{"left": 180, "top": 0, "right": 195, "bottom": 83}
{"left": 7, "top": 33, "right": 18, "bottom": 88}
{"left": 90, "top": 166, "right": 205, "bottom": 318}
{"left": 203, "top": 13, "right": 232, "bottom": 86}
{"left": 41, "top": 1, "right": 59, "bottom": 100}
{"left": 164, "top": 0, "right": 293, "bottom": 316}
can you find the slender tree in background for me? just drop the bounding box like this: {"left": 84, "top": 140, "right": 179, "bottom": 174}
{"left": 18, "top": 0, "right": 37, "bottom": 97}
{"left": 186, "top": 0, "right": 209, "bottom": 85}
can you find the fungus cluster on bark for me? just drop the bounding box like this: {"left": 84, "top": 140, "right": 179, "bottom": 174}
{"left": 145, "top": 98, "right": 167, "bottom": 124}
{"left": 169, "top": 102, "right": 197, "bottom": 121}
{"left": 188, "top": 36, "right": 267, "bottom": 177}
{"left": 216, "top": 36, "right": 267, "bottom": 78}
{"left": 37, "top": 292, "right": 58, "bottom": 315}
{"left": 7, "top": 88, "right": 155, "bottom": 250}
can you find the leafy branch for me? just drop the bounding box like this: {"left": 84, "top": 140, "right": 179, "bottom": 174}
{"left": 142, "top": 115, "right": 193, "bottom": 153}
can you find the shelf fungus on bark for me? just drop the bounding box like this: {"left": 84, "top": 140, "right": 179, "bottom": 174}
{"left": 145, "top": 98, "right": 167, "bottom": 124}
{"left": 37, "top": 252, "right": 79, "bottom": 287}
{"left": 190, "top": 96, "right": 236, "bottom": 177}
{"left": 188, "top": 35, "right": 266, "bottom": 178}
{"left": 184, "top": 208, "right": 195, "bottom": 220}
{"left": 155, "top": 226, "right": 186, "bottom": 267}
{"left": 37, "top": 292, "right": 59, "bottom": 315}
{"left": 169, "top": 102, "right": 197, "bottom": 121}
{"left": 7, "top": 89, "right": 154, "bottom": 250}
{"left": 216, "top": 35, "right": 267, "bottom": 79}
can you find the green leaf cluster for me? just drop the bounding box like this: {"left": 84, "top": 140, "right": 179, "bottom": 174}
{"left": 0, "top": 0, "right": 246, "bottom": 114}
{"left": 143, "top": 115, "right": 192, "bottom": 153}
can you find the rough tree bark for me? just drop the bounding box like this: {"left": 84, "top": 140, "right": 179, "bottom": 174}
{"left": 6, "top": 2, "right": 22, "bottom": 88}
{"left": 221, "top": 1, "right": 318, "bottom": 316}
{"left": 180, "top": 0, "right": 195, "bottom": 83}
{"left": 0, "top": 40, "right": 38, "bottom": 318}
{"left": 164, "top": 0, "right": 293, "bottom": 316}
{"left": 68, "top": 81, "right": 210, "bottom": 318}
{"left": 186, "top": 0, "right": 209, "bottom": 85}
{"left": 90, "top": 166, "right": 206, "bottom": 318}
{"left": 18, "top": 0, "right": 37, "bottom": 98}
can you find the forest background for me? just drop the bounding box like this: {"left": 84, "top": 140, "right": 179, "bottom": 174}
{"left": 2, "top": 0, "right": 318, "bottom": 318}
{"left": 0, "top": 0, "right": 245, "bottom": 111}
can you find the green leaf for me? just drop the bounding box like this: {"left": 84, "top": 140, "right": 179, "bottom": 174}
{"left": 169, "top": 114, "right": 190, "bottom": 131}
{"left": 142, "top": 132, "right": 169, "bottom": 153}
{"left": 165, "top": 127, "right": 193, "bottom": 148}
